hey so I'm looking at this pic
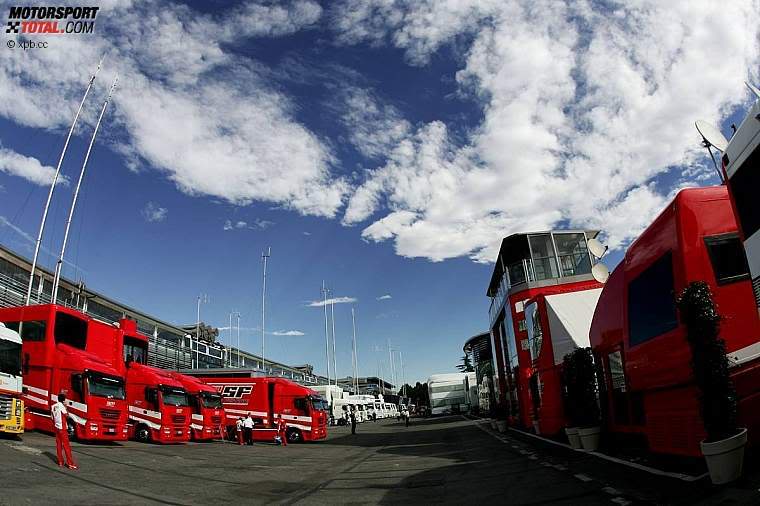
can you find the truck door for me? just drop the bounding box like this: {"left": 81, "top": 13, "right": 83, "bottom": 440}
{"left": 268, "top": 382, "right": 276, "bottom": 428}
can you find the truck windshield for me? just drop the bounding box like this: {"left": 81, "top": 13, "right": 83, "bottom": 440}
{"left": 161, "top": 387, "right": 191, "bottom": 407}
{"left": 86, "top": 373, "right": 125, "bottom": 399}
{"left": 311, "top": 397, "right": 328, "bottom": 411}
{"left": 0, "top": 339, "right": 21, "bottom": 376}
{"left": 200, "top": 392, "right": 223, "bottom": 408}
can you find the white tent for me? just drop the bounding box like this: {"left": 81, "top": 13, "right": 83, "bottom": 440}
{"left": 545, "top": 288, "right": 603, "bottom": 365}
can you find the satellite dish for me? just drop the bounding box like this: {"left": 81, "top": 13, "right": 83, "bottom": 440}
{"left": 695, "top": 120, "right": 728, "bottom": 152}
{"left": 587, "top": 238, "right": 608, "bottom": 259}
{"left": 592, "top": 263, "right": 610, "bottom": 284}
{"left": 746, "top": 81, "right": 760, "bottom": 100}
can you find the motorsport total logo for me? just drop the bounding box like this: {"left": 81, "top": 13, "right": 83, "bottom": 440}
{"left": 6, "top": 5, "right": 99, "bottom": 34}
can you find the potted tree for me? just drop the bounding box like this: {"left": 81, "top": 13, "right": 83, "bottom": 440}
{"left": 562, "top": 352, "right": 582, "bottom": 449}
{"left": 677, "top": 282, "right": 747, "bottom": 485}
{"left": 573, "top": 348, "right": 601, "bottom": 451}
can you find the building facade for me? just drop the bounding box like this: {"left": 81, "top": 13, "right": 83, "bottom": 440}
{"left": 463, "top": 331, "right": 495, "bottom": 415}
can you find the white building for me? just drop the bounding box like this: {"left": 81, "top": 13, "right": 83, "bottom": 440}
{"left": 428, "top": 373, "right": 469, "bottom": 415}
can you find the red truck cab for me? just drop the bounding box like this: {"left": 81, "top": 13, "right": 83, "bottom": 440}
{"left": 590, "top": 186, "right": 760, "bottom": 456}
{"left": 188, "top": 374, "right": 328, "bottom": 443}
{"left": 167, "top": 372, "right": 225, "bottom": 441}
{"left": 88, "top": 318, "right": 191, "bottom": 444}
{"left": 0, "top": 304, "right": 128, "bottom": 441}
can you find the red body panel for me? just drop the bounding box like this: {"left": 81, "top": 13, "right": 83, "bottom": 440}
{"left": 590, "top": 186, "right": 760, "bottom": 456}
{"left": 167, "top": 372, "right": 225, "bottom": 441}
{"left": 195, "top": 376, "right": 327, "bottom": 442}
{"left": 0, "top": 305, "right": 128, "bottom": 441}
{"left": 87, "top": 318, "right": 191, "bottom": 444}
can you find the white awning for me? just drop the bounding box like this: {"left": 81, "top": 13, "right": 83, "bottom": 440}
{"left": 546, "top": 288, "right": 603, "bottom": 365}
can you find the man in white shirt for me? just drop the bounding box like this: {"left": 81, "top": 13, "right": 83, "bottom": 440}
{"left": 235, "top": 417, "right": 244, "bottom": 445}
{"left": 51, "top": 392, "right": 77, "bottom": 470}
{"left": 242, "top": 413, "right": 254, "bottom": 445}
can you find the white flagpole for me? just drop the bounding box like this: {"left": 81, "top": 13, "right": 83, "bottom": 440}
{"left": 52, "top": 75, "right": 118, "bottom": 302}
{"left": 25, "top": 58, "right": 103, "bottom": 306}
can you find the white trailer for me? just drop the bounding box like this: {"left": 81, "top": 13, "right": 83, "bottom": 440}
{"left": 428, "top": 373, "right": 468, "bottom": 415}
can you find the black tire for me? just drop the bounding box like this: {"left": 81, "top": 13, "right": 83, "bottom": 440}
{"left": 286, "top": 427, "right": 302, "bottom": 443}
{"left": 66, "top": 419, "right": 76, "bottom": 441}
{"left": 134, "top": 424, "right": 151, "bottom": 443}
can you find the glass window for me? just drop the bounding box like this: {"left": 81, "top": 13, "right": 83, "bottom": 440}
{"left": 554, "top": 233, "right": 592, "bottom": 277}
{"left": 528, "top": 234, "right": 559, "bottom": 280}
{"left": 525, "top": 303, "right": 543, "bottom": 362}
{"left": 628, "top": 252, "right": 678, "bottom": 346}
{"left": 4, "top": 320, "right": 46, "bottom": 342}
{"left": 0, "top": 338, "right": 21, "bottom": 376}
{"left": 54, "top": 312, "right": 88, "bottom": 349}
{"left": 608, "top": 351, "right": 625, "bottom": 392}
{"left": 161, "top": 387, "right": 190, "bottom": 407}
{"left": 508, "top": 261, "right": 527, "bottom": 286}
{"left": 124, "top": 336, "right": 148, "bottom": 365}
{"left": 728, "top": 144, "right": 760, "bottom": 238}
{"left": 705, "top": 233, "right": 750, "bottom": 285}
{"left": 86, "top": 373, "right": 125, "bottom": 400}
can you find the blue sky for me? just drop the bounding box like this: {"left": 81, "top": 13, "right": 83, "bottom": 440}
{"left": 1, "top": 0, "right": 758, "bottom": 384}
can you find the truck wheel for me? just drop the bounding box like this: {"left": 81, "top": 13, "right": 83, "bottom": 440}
{"left": 286, "top": 428, "right": 302, "bottom": 443}
{"left": 66, "top": 419, "right": 76, "bottom": 441}
{"left": 135, "top": 424, "right": 152, "bottom": 443}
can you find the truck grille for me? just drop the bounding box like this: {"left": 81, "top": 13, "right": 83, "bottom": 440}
{"left": 753, "top": 275, "right": 760, "bottom": 308}
{"left": 100, "top": 409, "right": 120, "bottom": 420}
{"left": 0, "top": 394, "right": 11, "bottom": 420}
{"left": 172, "top": 415, "right": 186, "bottom": 425}
{"left": 211, "top": 416, "right": 222, "bottom": 425}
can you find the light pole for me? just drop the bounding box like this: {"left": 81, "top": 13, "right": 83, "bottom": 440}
{"left": 261, "top": 247, "right": 271, "bottom": 374}
{"left": 195, "top": 294, "right": 208, "bottom": 369}
{"left": 388, "top": 339, "right": 396, "bottom": 393}
{"left": 351, "top": 307, "right": 359, "bottom": 394}
{"left": 228, "top": 312, "right": 233, "bottom": 367}
{"left": 330, "top": 296, "right": 337, "bottom": 387}
{"left": 234, "top": 311, "right": 241, "bottom": 368}
{"left": 321, "top": 282, "right": 330, "bottom": 384}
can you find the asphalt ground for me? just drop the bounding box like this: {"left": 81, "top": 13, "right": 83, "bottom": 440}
{"left": 2, "top": 416, "right": 760, "bottom": 505}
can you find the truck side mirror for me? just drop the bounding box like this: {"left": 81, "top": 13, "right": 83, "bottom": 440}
{"left": 23, "top": 353, "right": 30, "bottom": 375}
{"left": 145, "top": 387, "right": 157, "bottom": 404}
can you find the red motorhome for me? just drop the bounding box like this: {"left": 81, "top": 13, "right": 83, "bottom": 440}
{"left": 486, "top": 231, "right": 602, "bottom": 435}
{"left": 188, "top": 373, "right": 328, "bottom": 443}
{"left": 590, "top": 186, "right": 760, "bottom": 457}
{"left": 167, "top": 372, "right": 225, "bottom": 441}
{"left": 88, "top": 318, "right": 191, "bottom": 444}
{"left": 0, "top": 304, "right": 128, "bottom": 441}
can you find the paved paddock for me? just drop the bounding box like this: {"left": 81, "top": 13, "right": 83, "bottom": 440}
{"left": 1, "top": 416, "right": 758, "bottom": 505}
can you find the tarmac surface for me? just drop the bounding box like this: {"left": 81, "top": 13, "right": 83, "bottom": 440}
{"left": 2, "top": 416, "right": 760, "bottom": 505}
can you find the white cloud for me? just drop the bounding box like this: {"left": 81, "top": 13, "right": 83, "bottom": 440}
{"left": 272, "top": 330, "right": 306, "bottom": 336}
{"left": 0, "top": 0, "right": 346, "bottom": 219}
{"left": 337, "top": 0, "right": 760, "bottom": 262}
{"left": 223, "top": 218, "right": 274, "bottom": 231}
{"left": 376, "top": 294, "right": 392, "bottom": 300}
{"left": 340, "top": 87, "right": 411, "bottom": 159}
{"left": 0, "top": 147, "right": 65, "bottom": 186}
{"left": 141, "top": 202, "right": 167, "bottom": 222}
{"left": 307, "top": 296, "right": 357, "bottom": 307}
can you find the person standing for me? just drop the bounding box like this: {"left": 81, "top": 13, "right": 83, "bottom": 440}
{"left": 243, "top": 413, "right": 254, "bottom": 445}
{"left": 277, "top": 417, "right": 288, "bottom": 447}
{"left": 235, "top": 417, "right": 244, "bottom": 445}
{"left": 405, "top": 411, "right": 410, "bottom": 427}
{"left": 350, "top": 409, "right": 357, "bottom": 435}
{"left": 51, "top": 393, "right": 77, "bottom": 470}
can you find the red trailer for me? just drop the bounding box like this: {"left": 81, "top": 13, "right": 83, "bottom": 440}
{"left": 88, "top": 318, "right": 191, "bottom": 444}
{"left": 167, "top": 372, "right": 225, "bottom": 441}
{"left": 486, "top": 231, "right": 602, "bottom": 434}
{"left": 589, "top": 186, "right": 760, "bottom": 457}
{"left": 0, "top": 304, "right": 128, "bottom": 441}
{"left": 189, "top": 375, "right": 328, "bottom": 443}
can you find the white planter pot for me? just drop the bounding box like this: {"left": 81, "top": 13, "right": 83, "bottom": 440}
{"left": 496, "top": 420, "right": 507, "bottom": 433}
{"left": 532, "top": 420, "right": 540, "bottom": 435}
{"left": 578, "top": 426, "right": 600, "bottom": 451}
{"left": 490, "top": 420, "right": 497, "bottom": 430}
{"left": 701, "top": 428, "right": 747, "bottom": 485}
{"left": 565, "top": 427, "right": 582, "bottom": 449}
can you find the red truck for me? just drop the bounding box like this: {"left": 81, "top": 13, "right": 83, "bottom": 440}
{"left": 88, "top": 318, "right": 191, "bottom": 444}
{"left": 188, "top": 374, "right": 328, "bottom": 443}
{"left": 167, "top": 372, "right": 225, "bottom": 441}
{"left": 0, "top": 304, "right": 128, "bottom": 441}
